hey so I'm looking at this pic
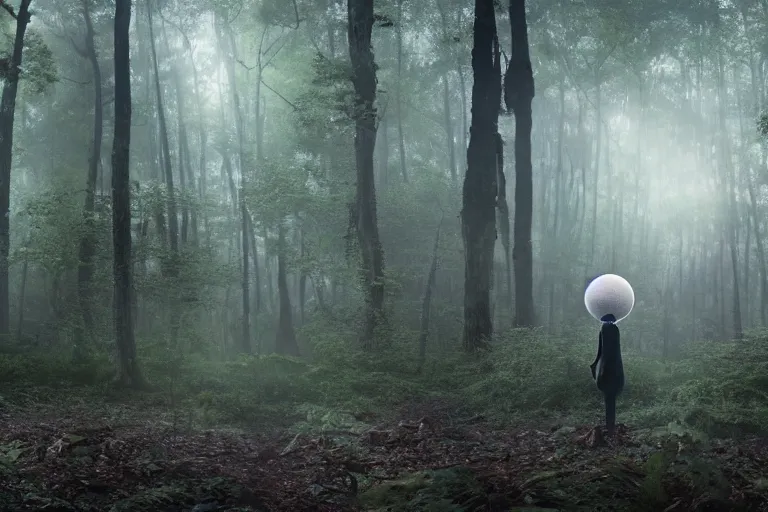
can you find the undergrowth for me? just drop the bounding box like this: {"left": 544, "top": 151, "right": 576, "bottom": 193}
{"left": 1, "top": 326, "right": 767, "bottom": 438}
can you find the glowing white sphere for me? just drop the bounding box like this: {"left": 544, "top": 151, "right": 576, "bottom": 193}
{"left": 584, "top": 274, "right": 635, "bottom": 323}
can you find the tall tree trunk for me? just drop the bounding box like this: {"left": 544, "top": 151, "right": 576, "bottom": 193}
{"left": 113, "top": 0, "right": 143, "bottom": 387}
{"left": 746, "top": 173, "right": 767, "bottom": 325}
{"left": 418, "top": 221, "right": 441, "bottom": 372}
{"left": 589, "top": 76, "right": 601, "bottom": 270}
{"left": 75, "top": 0, "right": 103, "bottom": 345}
{"left": 495, "top": 133, "right": 512, "bottom": 313}
{"left": 548, "top": 71, "right": 565, "bottom": 328}
{"left": 395, "top": 0, "right": 408, "bottom": 183}
{"left": 176, "top": 24, "right": 207, "bottom": 244}
{"left": 245, "top": 210, "right": 262, "bottom": 316}
{"left": 505, "top": 0, "right": 535, "bottom": 327}
{"left": 15, "top": 237, "right": 28, "bottom": 340}
{"left": 147, "top": 0, "right": 183, "bottom": 347}
{"left": 378, "top": 114, "right": 389, "bottom": 186}
{"left": 146, "top": 1, "right": 179, "bottom": 254}
{"left": 456, "top": 9, "right": 468, "bottom": 159}
{"left": 161, "top": 22, "right": 190, "bottom": 245}
{"left": 461, "top": 0, "right": 500, "bottom": 351}
{"left": 717, "top": 50, "right": 743, "bottom": 340}
{"left": 275, "top": 223, "right": 299, "bottom": 355}
{"left": 216, "top": 13, "right": 251, "bottom": 353}
{"left": 348, "top": 0, "right": 385, "bottom": 346}
{"left": 436, "top": 0, "right": 456, "bottom": 185}
{"left": 442, "top": 74, "right": 457, "bottom": 184}
{"left": 298, "top": 227, "right": 307, "bottom": 324}
{"left": 0, "top": 0, "right": 31, "bottom": 340}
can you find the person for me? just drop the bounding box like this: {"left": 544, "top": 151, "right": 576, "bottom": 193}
{"left": 590, "top": 314, "right": 624, "bottom": 435}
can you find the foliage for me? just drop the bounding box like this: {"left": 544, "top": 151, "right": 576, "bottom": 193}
{"left": 3, "top": 326, "right": 768, "bottom": 439}
{"left": 21, "top": 31, "right": 58, "bottom": 95}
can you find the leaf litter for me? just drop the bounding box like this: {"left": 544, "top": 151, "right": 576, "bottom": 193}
{"left": 0, "top": 404, "right": 767, "bottom": 511}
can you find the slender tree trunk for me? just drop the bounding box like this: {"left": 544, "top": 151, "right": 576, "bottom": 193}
{"left": 216, "top": 13, "right": 251, "bottom": 353}
{"left": 456, "top": 9, "right": 468, "bottom": 159}
{"left": 418, "top": 221, "right": 442, "bottom": 371}
{"left": 378, "top": 114, "right": 389, "bottom": 186}
{"left": 395, "top": 0, "right": 408, "bottom": 183}
{"left": 15, "top": 239, "right": 28, "bottom": 340}
{"left": 264, "top": 229, "right": 275, "bottom": 312}
{"left": 147, "top": 0, "right": 179, "bottom": 254}
{"left": 298, "top": 228, "right": 307, "bottom": 325}
{"left": 161, "top": 22, "right": 190, "bottom": 245}
{"left": 495, "top": 133, "right": 512, "bottom": 313}
{"left": 548, "top": 71, "right": 565, "bottom": 328}
{"left": 505, "top": 0, "right": 535, "bottom": 327}
{"left": 0, "top": 0, "right": 32, "bottom": 340}
{"left": 589, "top": 75, "right": 601, "bottom": 270}
{"left": 176, "top": 25, "right": 207, "bottom": 245}
{"left": 113, "top": 0, "right": 143, "bottom": 387}
{"left": 245, "top": 210, "right": 262, "bottom": 316}
{"left": 76, "top": 0, "right": 103, "bottom": 345}
{"left": 746, "top": 174, "right": 767, "bottom": 324}
{"left": 276, "top": 223, "right": 299, "bottom": 355}
{"left": 442, "top": 74, "right": 457, "bottom": 184}
{"left": 348, "top": 0, "right": 385, "bottom": 346}
{"left": 717, "top": 51, "right": 743, "bottom": 340}
{"left": 437, "top": 0, "right": 456, "bottom": 185}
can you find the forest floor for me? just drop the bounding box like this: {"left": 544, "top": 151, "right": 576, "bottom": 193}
{"left": 1, "top": 397, "right": 767, "bottom": 512}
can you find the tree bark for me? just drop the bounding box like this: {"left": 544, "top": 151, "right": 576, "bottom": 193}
{"left": 15, "top": 238, "right": 28, "bottom": 340}
{"left": 75, "top": 0, "right": 103, "bottom": 344}
{"left": 442, "top": 74, "right": 457, "bottom": 185}
{"left": 436, "top": 1, "right": 456, "bottom": 185}
{"left": 505, "top": 0, "right": 535, "bottom": 327}
{"left": 113, "top": 0, "right": 143, "bottom": 387}
{"left": 461, "top": 0, "right": 500, "bottom": 351}
{"left": 0, "top": 0, "right": 32, "bottom": 340}
{"left": 395, "top": 0, "right": 408, "bottom": 183}
{"left": 348, "top": 0, "right": 385, "bottom": 346}
{"left": 418, "top": 221, "right": 441, "bottom": 372}
{"left": 276, "top": 223, "right": 299, "bottom": 355}
{"left": 716, "top": 50, "right": 742, "bottom": 340}
{"left": 216, "top": 12, "right": 251, "bottom": 353}
{"left": 146, "top": 0, "right": 179, "bottom": 254}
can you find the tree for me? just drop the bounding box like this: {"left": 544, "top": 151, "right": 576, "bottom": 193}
{"left": 348, "top": 0, "right": 385, "bottom": 346}
{"left": 73, "top": 0, "right": 103, "bottom": 351}
{"left": 505, "top": 0, "right": 535, "bottom": 327}
{"left": 215, "top": 10, "right": 251, "bottom": 354}
{"left": 112, "top": 0, "right": 143, "bottom": 387}
{"left": 461, "top": 0, "right": 501, "bottom": 351}
{"left": 0, "top": 0, "right": 32, "bottom": 341}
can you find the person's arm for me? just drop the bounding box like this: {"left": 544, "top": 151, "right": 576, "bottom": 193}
{"left": 590, "top": 331, "right": 602, "bottom": 379}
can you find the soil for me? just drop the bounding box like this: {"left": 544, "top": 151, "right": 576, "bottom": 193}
{"left": 1, "top": 401, "right": 767, "bottom": 511}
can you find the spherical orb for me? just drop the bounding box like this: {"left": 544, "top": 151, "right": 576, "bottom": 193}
{"left": 584, "top": 274, "right": 635, "bottom": 323}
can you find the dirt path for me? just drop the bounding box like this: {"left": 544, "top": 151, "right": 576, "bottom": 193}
{"left": 1, "top": 408, "right": 767, "bottom": 511}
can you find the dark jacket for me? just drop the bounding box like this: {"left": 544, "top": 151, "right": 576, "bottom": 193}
{"left": 590, "top": 322, "right": 625, "bottom": 396}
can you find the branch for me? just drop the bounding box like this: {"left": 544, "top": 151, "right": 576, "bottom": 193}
{"left": 260, "top": 79, "right": 298, "bottom": 110}
{"left": 262, "top": 28, "right": 286, "bottom": 60}
{"left": 236, "top": 57, "right": 256, "bottom": 71}
{"left": 0, "top": 0, "right": 17, "bottom": 19}
{"left": 291, "top": 0, "right": 300, "bottom": 29}
{"left": 60, "top": 75, "right": 90, "bottom": 85}
{"left": 262, "top": 36, "right": 287, "bottom": 69}
{"left": 157, "top": 8, "right": 195, "bottom": 54}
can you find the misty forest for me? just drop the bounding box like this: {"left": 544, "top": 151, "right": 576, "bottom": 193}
{"left": 1, "top": 0, "right": 768, "bottom": 509}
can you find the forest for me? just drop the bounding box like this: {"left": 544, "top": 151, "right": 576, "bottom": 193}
{"left": 0, "top": 0, "right": 768, "bottom": 510}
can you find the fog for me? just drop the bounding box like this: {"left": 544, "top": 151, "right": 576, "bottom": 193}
{"left": 0, "top": 0, "right": 766, "bottom": 509}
